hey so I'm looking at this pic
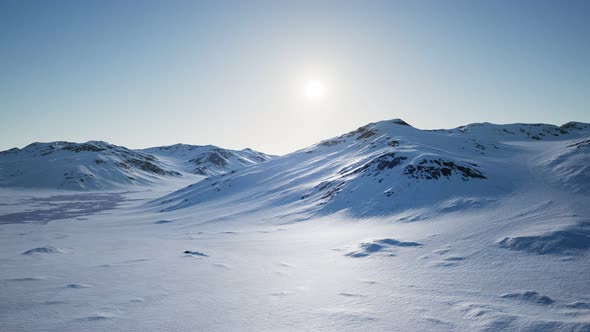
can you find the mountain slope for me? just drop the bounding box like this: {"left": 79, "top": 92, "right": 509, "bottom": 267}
{"left": 151, "top": 119, "right": 590, "bottom": 263}
{"left": 154, "top": 119, "right": 590, "bottom": 219}
{"left": 139, "top": 144, "right": 274, "bottom": 176}
{"left": 0, "top": 141, "right": 182, "bottom": 190}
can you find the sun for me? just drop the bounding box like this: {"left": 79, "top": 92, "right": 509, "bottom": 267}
{"left": 304, "top": 80, "right": 325, "bottom": 100}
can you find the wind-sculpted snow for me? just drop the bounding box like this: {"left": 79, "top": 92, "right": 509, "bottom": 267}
{"left": 154, "top": 119, "right": 589, "bottom": 218}
{"left": 500, "top": 291, "right": 555, "bottom": 305}
{"left": 498, "top": 224, "right": 590, "bottom": 254}
{"left": 456, "top": 301, "right": 590, "bottom": 331}
{"left": 537, "top": 137, "right": 590, "bottom": 193}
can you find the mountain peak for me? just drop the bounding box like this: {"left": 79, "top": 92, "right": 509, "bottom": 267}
{"left": 561, "top": 121, "right": 590, "bottom": 131}
{"left": 390, "top": 118, "right": 412, "bottom": 126}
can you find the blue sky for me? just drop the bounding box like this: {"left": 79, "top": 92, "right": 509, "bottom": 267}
{"left": 1, "top": 0, "right": 588, "bottom": 155}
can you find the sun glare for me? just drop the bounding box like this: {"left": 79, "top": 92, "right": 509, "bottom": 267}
{"left": 304, "top": 80, "right": 325, "bottom": 100}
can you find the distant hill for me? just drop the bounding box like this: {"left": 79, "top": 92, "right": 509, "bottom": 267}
{"left": 0, "top": 141, "right": 181, "bottom": 190}
{"left": 139, "top": 144, "right": 274, "bottom": 176}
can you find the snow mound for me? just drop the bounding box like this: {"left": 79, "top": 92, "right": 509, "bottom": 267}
{"left": 65, "top": 283, "right": 92, "bottom": 289}
{"left": 498, "top": 225, "right": 590, "bottom": 254}
{"left": 478, "top": 314, "right": 588, "bottom": 332}
{"left": 457, "top": 301, "right": 590, "bottom": 331}
{"left": 500, "top": 291, "right": 555, "bottom": 305}
{"left": 22, "top": 246, "right": 67, "bottom": 255}
{"left": 346, "top": 238, "right": 422, "bottom": 257}
{"left": 154, "top": 219, "right": 174, "bottom": 224}
{"left": 566, "top": 301, "right": 590, "bottom": 309}
{"left": 75, "top": 313, "right": 115, "bottom": 321}
{"left": 183, "top": 250, "right": 208, "bottom": 257}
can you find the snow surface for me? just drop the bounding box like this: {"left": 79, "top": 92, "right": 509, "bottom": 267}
{"left": 1, "top": 119, "right": 589, "bottom": 331}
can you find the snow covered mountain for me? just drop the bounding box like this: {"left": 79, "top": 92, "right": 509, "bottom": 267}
{"left": 150, "top": 118, "right": 590, "bottom": 268}
{"left": 155, "top": 118, "right": 590, "bottom": 221}
{"left": 0, "top": 141, "right": 274, "bottom": 190}
{"left": 139, "top": 144, "right": 274, "bottom": 176}
{"left": 0, "top": 141, "right": 182, "bottom": 190}
{"left": 2, "top": 119, "right": 590, "bottom": 331}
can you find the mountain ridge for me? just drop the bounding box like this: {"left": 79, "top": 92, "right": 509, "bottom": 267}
{"left": 140, "top": 143, "right": 275, "bottom": 176}
{"left": 0, "top": 141, "right": 273, "bottom": 190}
{"left": 153, "top": 118, "right": 590, "bottom": 219}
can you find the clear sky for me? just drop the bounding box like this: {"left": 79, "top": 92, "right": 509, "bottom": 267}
{"left": 1, "top": 0, "right": 589, "bottom": 155}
